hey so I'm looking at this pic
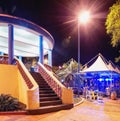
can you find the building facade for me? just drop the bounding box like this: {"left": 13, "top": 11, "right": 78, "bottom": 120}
{"left": 0, "top": 14, "right": 54, "bottom": 66}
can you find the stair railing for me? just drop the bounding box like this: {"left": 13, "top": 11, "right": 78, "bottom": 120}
{"left": 0, "top": 56, "right": 39, "bottom": 109}
{"left": 38, "top": 62, "right": 73, "bottom": 104}
{"left": 0, "top": 55, "right": 17, "bottom": 64}
{"left": 16, "top": 59, "right": 33, "bottom": 89}
{"left": 15, "top": 57, "right": 36, "bottom": 89}
{"left": 0, "top": 55, "right": 8, "bottom": 64}
{"left": 0, "top": 55, "right": 36, "bottom": 89}
{"left": 44, "top": 64, "right": 61, "bottom": 81}
{"left": 15, "top": 57, "right": 39, "bottom": 109}
{"left": 44, "top": 64, "right": 52, "bottom": 71}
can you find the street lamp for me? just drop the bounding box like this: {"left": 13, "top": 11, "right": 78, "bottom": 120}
{"left": 77, "top": 10, "right": 90, "bottom": 72}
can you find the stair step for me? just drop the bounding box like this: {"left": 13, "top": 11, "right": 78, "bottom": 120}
{"left": 40, "top": 100, "right": 62, "bottom": 107}
{"left": 39, "top": 85, "right": 49, "bottom": 88}
{"left": 36, "top": 80, "right": 47, "bottom": 82}
{"left": 40, "top": 96, "right": 59, "bottom": 101}
{"left": 40, "top": 90, "right": 54, "bottom": 94}
{"left": 39, "top": 85, "right": 50, "bottom": 88}
{"left": 37, "top": 79, "right": 45, "bottom": 81}
{"left": 40, "top": 93, "right": 57, "bottom": 97}
{"left": 36, "top": 80, "right": 43, "bottom": 82}
{"left": 38, "top": 82, "right": 48, "bottom": 84}
{"left": 39, "top": 83, "right": 49, "bottom": 86}
{"left": 27, "top": 104, "right": 73, "bottom": 115}
{"left": 30, "top": 72, "right": 73, "bottom": 114}
{"left": 39, "top": 88, "right": 52, "bottom": 90}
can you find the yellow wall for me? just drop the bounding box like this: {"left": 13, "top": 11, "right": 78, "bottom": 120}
{"left": 0, "top": 64, "right": 19, "bottom": 98}
{"left": 0, "top": 63, "right": 39, "bottom": 109}
{"left": 62, "top": 88, "right": 73, "bottom": 104}
{"left": 17, "top": 59, "right": 39, "bottom": 109}
{"left": 18, "top": 70, "right": 28, "bottom": 107}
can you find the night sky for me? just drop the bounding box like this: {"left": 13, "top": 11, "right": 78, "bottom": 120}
{"left": 0, "top": 0, "right": 119, "bottom": 66}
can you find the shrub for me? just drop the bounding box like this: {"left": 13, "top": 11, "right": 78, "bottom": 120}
{"left": 0, "top": 94, "right": 26, "bottom": 111}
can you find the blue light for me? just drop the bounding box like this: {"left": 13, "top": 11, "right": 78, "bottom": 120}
{"left": 105, "top": 78, "right": 113, "bottom": 81}
{"left": 97, "top": 78, "right": 104, "bottom": 82}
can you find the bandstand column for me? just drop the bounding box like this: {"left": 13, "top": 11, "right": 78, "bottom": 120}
{"left": 48, "top": 49, "right": 52, "bottom": 66}
{"left": 8, "top": 24, "right": 14, "bottom": 64}
{"left": 39, "top": 35, "right": 44, "bottom": 64}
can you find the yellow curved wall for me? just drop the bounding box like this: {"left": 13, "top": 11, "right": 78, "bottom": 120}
{"left": 0, "top": 63, "right": 39, "bottom": 109}
{"left": 18, "top": 69, "right": 28, "bottom": 106}
{"left": 0, "top": 64, "right": 19, "bottom": 98}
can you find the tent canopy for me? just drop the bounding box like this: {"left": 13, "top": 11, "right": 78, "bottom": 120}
{"left": 82, "top": 53, "right": 120, "bottom": 73}
{"left": 81, "top": 53, "right": 120, "bottom": 78}
{"left": 82, "top": 55, "right": 109, "bottom": 72}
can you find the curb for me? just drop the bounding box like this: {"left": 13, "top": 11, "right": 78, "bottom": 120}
{"left": 74, "top": 97, "right": 85, "bottom": 107}
{"left": 0, "top": 111, "right": 27, "bottom": 115}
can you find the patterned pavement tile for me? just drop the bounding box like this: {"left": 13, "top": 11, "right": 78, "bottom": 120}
{"left": 0, "top": 98, "right": 120, "bottom": 121}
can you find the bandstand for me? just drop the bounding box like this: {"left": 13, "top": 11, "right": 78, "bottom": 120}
{"left": 0, "top": 14, "right": 54, "bottom": 66}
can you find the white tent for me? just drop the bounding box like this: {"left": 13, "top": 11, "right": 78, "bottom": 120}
{"left": 107, "top": 62, "right": 115, "bottom": 71}
{"left": 81, "top": 54, "right": 120, "bottom": 78}
{"left": 82, "top": 53, "right": 120, "bottom": 75}
{"left": 115, "top": 66, "right": 120, "bottom": 74}
{"left": 82, "top": 54, "right": 109, "bottom": 72}
{"left": 80, "top": 54, "right": 120, "bottom": 92}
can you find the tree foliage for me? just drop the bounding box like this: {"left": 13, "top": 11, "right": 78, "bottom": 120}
{"left": 106, "top": 0, "right": 120, "bottom": 47}
{"left": 105, "top": 0, "right": 120, "bottom": 62}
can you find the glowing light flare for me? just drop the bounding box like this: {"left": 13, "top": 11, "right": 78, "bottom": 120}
{"left": 78, "top": 11, "right": 91, "bottom": 24}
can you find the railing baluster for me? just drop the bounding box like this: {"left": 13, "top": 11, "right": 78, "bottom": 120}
{"left": 38, "top": 63, "right": 62, "bottom": 98}
{"left": 16, "top": 60, "right": 34, "bottom": 89}
{"left": 0, "top": 56, "right": 33, "bottom": 89}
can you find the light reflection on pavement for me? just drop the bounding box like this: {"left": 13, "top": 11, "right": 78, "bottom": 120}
{"left": 0, "top": 98, "right": 120, "bottom": 121}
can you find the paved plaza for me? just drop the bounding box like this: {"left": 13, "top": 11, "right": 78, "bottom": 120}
{"left": 0, "top": 98, "right": 120, "bottom": 121}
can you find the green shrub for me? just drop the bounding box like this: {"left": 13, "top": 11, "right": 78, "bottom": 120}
{"left": 0, "top": 94, "right": 26, "bottom": 111}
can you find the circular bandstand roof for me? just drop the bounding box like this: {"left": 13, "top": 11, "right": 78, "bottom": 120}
{"left": 0, "top": 14, "right": 54, "bottom": 57}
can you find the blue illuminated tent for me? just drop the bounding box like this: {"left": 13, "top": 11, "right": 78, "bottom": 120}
{"left": 82, "top": 53, "right": 120, "bottom": 77}
{"left": 81, "top": 53, "right": 120, "bottom": 91}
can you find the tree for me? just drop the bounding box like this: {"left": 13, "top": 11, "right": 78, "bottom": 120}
{"left": 105, "top": 0, "right": 120, "bottom": 62}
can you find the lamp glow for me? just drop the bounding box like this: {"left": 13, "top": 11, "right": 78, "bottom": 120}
{"left": 77, "top": 10, "right": 91, "bottom": 72}
{"left": 78, "top": 11, "right": 90, "bottom": 24}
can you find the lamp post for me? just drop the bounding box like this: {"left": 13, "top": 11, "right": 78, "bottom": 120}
{"left": 77, "top": 11, "right": 90, "bottom": 73}
{"left": 77, "top": 18, "right": 80, "bottom": 72}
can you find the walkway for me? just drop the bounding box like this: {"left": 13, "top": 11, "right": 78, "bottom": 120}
{"left": 0, "top": 98, "right": 120, "bottom": 121}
